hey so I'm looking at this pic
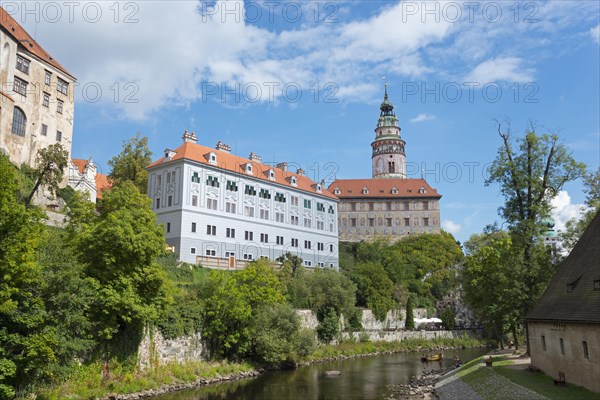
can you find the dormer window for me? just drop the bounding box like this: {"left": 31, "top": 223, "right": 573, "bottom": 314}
{"left": 268, "top": 169, "right": 275, "bottom": 180}
{"left": 313, "top": 183, "right": 322, "bottom": 193}
{"left": 362, "top": 187, "right": 369, "bottom": 194}
{"left": 244, "top": 163, "right": 253, "bottom": 175}
{"left": 391, "top": 187, "right": 398, "bottom": 194}
{"left": 419, "top": 186, "right": 426, "bottom": 194}
{"left": 206, "top": 152, "right": 217, "bottom": 164}
{"left": 290, "top": 176, "right": 297, "bottom": 186}
{"left": 333, "top": 187, "right": 341, "bottom": 195}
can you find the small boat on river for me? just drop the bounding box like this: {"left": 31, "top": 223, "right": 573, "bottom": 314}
{"left": 420, "top": 353, "right": 443, "bottom": 362}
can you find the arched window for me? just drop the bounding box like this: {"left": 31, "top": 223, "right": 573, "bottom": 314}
{"left": 11, "top": 107, "right": 26, "bottom": 137}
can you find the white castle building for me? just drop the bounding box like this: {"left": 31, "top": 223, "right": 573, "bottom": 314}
{"left": 147, "top": 131, "right": 339, "bottom": 269}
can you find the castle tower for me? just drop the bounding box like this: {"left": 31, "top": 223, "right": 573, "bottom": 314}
{"left": 371, "top": 85, "right": 406, "bottom": 179}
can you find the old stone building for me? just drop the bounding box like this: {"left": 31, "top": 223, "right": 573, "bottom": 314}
{"left": 328, "top": 87, "right": 441, "bottom": 242}
{"left": 0, "top": 7, "right": 76, "bottom": 167}
{"left": 526, "top": 212, "right": 600, "bottom": 392}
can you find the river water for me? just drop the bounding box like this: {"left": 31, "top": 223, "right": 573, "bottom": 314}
{"left": 152, "top": 348, "right": 487, "bottom": 400}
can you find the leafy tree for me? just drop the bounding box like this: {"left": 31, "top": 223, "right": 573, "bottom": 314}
{"left": 38, "top": 228, "right": 96, "bottom": 365}
{"left": 276, "top": 252, "right": 303, "bottom": 277}
{"left": 251, "top": 303, "right": 314, "bottom": 366}
{"left": 405, "top": 297, "right": 415, "bottom": 330}
{"left": 561, "top": 168, "right": 600, "bottom": 253}
{"left": 487, "top": 122, "right": 584, "bottom": 272}
{"left": 25, "top": 143, "right": 69, "bottom": 207}
{"left": 108, "top": 134, "right": 153, "bottom": 194}
{"left": 316, "top": 308, "right": 340, "bottom": 344}
{"left": 440, "top": 307, "right": 456, "bottom": 330}
{"left": 0, "top": 155, "right": 56, "bottom": 397}
{"left": 199, "top": 271, "right": 252, "bottom": 359}
{"left": 236, "top": 259, "right": 285, "bottom": 310}
{"left": 350, "top": 261, "right": 395, "bottom": 321}
{"left": 79, "top": 182, "right": 172, "bottom": 343}
{"left": 486, "top": 122, "right": 584, "bottom": 351}
{"left": 301, "top": 270, "right": 358, "bottom": 322}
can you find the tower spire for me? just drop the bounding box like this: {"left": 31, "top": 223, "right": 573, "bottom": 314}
{"left": 371, "top": 88, "right": 406, "bottom": 179}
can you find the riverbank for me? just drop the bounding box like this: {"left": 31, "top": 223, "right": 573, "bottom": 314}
{"left": 32, "top": 337, "right": 487, "bottom": 400}
{"left": 393, "top": 350, "right": 600, "bottom": 400}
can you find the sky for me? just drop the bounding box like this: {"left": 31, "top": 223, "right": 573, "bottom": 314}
{"left": 11, "top": 0, "right": 600, "bottom": 244}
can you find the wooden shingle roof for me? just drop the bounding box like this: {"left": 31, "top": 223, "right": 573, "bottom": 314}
{"left": 526, "top": 212, "right": 600, "bottom": 324}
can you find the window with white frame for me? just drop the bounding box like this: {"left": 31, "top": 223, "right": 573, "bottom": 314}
{"left": 245, "top": 185, "right": 256, "bottom": 195}
{"left": 56, "top": 131, "right": 62, "bottom": 142}
{"left": 192, "top": 195, "right": 198, "bottom": 207}
{"left": 317, "top": 221, "right": 324, "bottom": 230}
{"left": 44, "top": 70, "right": 52, "bottom": 85}
{"left": 330, "top": 244, "right": 334, "bottom": 252}
{"left": 226, "top": 202, "right": 236, "bottom": 214}
{"left": 291, "top": 216, "right": 299, "bottom": 225}
{"left": 40, "top": 124, "right": 48, "bottom": 136}
{"left": 244, "top": 206, "right": 255, "bottom": 217}
{"left": 276, "top": 236, "right": 284, "bottom": 245}
{"left": 42, "top": 92, "right": 50, "bottom": 107}
{"left": 245, "top": 231, "right": 253, "bottom": 241}
{"left": 291, "top": 238, "right": 298, "bottom": 247}
{"left": 57, "top": 99, "right": 63, "bottom": 114}
{"left": 206, "top": 175, "right": 220, "bottom": 187}
{"left": 304, "top": 218, "right": 311, "bottom": 228}
{"left": 304, "top": 240, "right": 311, "bottom": 249}
{"left": 304, "top": 199, "right": 312, "bottom": 209}
{"left": 13, "top": 77, "right": 28, "bottom": 96}
{"left": 57, "top": 78, "right": 69, "bottom": 95}
{"left": 260, "top": 233, "right": 269, "bottom": 243}
{"left": 260, "top": 209, "right": 269, "bottom": 220}
{"left": 317, "top": 242, "right": 324, "bottom": 251}
{"left": 275, "top": 212, "right": 284, "bottom": 223}
{"left": 207, "top": 198, "right": 218, "bottom": 210}
{"left": 303, "top": 260, "right": 312, "bottom": 266}
{"left": 291, "top": 196, "right": 299, "bottom": 206}
{"left": 190, "top": 247, "right": 196, "bottom": 254}
{"left": 205, "top": 249, "right": 216, "bottom": 256}
{"left": 16, "top": 55, "right": 30, "bottom": 74}
{"left": 191, "top": 222, "right": 197, "bottom": 233}
{"left": 226, "top": 228, "right": 236, "bottom": 238}
{"left": 243, "top": 253, "right": 254, "bottom": 260}
{"left": 206, "top": 225, "right": 216, "bottom": 235}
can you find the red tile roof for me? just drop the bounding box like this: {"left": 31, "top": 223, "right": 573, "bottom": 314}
{"left": 0, "top": 7, "right": 75, "bottom": 79}
{"left": 328, "top": 178, "right": 441, "bottom": 199}
{"left": 147, "top": 141, "right": 338, "bottom": 200}
{"left": 71, "top": 158, "right": 88, "bottom": 175}
{"left": 95, "top": 173, "right": 111, "bottom": 200}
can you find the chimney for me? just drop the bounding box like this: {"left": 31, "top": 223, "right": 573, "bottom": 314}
{"left": 182, "top": 130, "right": 198, "bottom": 144}
{"left": 296, "top": 168, "right": 305, "bottom": 176}
{"left": 276, "top": 162, "right": 288, "bottom": 172}
{"left": 216, "top": 141, "right": 231, "bottom": 153}
{"left": 249, "top": 152, "right": 262, "bottom": 162}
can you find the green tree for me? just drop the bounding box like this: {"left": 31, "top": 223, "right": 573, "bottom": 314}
{"left": 487, "top": 122, "right": 584, "bottom": 352}
{"left": 405, "top": 297, "right": 415, "bottom": 330}
{"left": 440, "top": 307, "right": 456, "bottom": 330}
{"left": 237, "top": 259, "right": 285, "bottom": 310}
{"left": 316, "top": 308, "right": 340, "bottom": 344}
{"left": 561, "top": 168, "right": 600, "bottom": 253}
{"left": 80, "top": 182, "right": 172, "bottom": 343}
{"left": 251, "top": 303, "right": 314, "bottom": 366}
{"left": 108, "top": 134, "right": 153, "bottom": 194}
{"left": 350, "top": 261, "right": 395, "bottom": 322}
{"left": 38, "top": 228, "right": 96, "bottom": 365}
{"left": 25, "top": 143, "right": 69, "bottom": 207}
{"left": 0, "top": 155, "right": 56, "bottom": 397}
{"left": 200, "top": 271, "right": 252, "bottom": 359}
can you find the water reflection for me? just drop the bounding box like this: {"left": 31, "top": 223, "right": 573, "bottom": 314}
{"left": 153, "top": 348, "right": 487, "bottom": 400}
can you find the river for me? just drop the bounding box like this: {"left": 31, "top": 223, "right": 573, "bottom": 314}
{"left": 151, "top": 348, "right": 487, "bottom": 399}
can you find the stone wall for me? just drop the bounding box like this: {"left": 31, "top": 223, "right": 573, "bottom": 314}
{"left": 138, "top": 328, "right": 204, "bottom": 370}
{"left": 137, "top": 307, "right": 473, "bottom": 368}
{"left": 529, "top": 321, "right": 600, "bottom": 393}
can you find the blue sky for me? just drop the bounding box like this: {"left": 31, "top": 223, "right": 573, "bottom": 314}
{"left": 15, "top": 0, "right": 600, "bottom": 244}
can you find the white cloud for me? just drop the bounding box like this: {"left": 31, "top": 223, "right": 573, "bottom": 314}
{"left": 442, "top": 220, "right": 462, "bottom": 234}
{"left": 550, "top": 190, "right": 587, "bottom": 233}
{"left": 465, "top": 57, "right": 535, "bottom": 83}
{"left": 17, "top": 0, "right": 597, "bottom": 120}
{"left": 410, "top": 113, "right": 436, "bottom": 123}
{"left": 591, "top": 24, "right": 600, "bottom": 44}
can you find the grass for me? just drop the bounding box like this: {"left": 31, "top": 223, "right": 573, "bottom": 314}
{"left": 450, "top": 353, "right": 599, "bottom": 400}
{"left": 33, "top": 360, "right": 255, "bottom": 400}
{"left": 494, "top": 366, "right": 599, "bottom": 400}
{"left": 306, "top": 336, "right": 486, "bottom": 361}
